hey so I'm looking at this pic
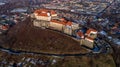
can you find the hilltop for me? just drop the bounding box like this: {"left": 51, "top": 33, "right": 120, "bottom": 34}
{"left": 1, "top": 17, "right": 88, "bottom": 54}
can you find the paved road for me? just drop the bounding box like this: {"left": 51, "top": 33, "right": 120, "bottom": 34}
{"left": 103, "top": 36, "right": 120, "bottom": 67}
{"left": 0, "top": 46, "right": 92, "bottom": 57}
{"left": 97, "top": 0, "right": 116, "bottom": 16}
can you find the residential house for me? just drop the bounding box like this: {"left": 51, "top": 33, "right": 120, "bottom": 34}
{"left": 0, "top": 24, "right": 9, "bottom": 31}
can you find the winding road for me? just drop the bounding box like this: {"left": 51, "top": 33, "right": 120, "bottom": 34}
{"left": 0, "top": 46, "right": 92, "bottom": 57}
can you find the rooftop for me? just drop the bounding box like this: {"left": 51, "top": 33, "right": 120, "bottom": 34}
{"left": 86, "top": 28, "right": 97, "bottom": 35}
{"left": 50, "top": 18, "right": 73, "bottom": 26}
{"left": 0, "top": 2, "right": 5, "bottom": 6}
{"left": 34, "top": 9, "right": 57, "bottom": 17}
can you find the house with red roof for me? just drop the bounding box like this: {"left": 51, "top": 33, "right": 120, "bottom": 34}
{"left": 83, "top": 37, "right": 95, "bottom": 48}
{"left": 76, "top": 31, "right": 84, "bottom": 39}
{"left": 64, "top": 21, "right": 79, "bottom": 35}
{"left": 0, "top": 24, "right": 9, "bottom": 31}
{"left": 85, "top": 28, "right": 98, "bottom": 39}
{"left": 34, "top": 9, "right": 57, "bottom": 21}
{"left": 77, "top": 28, "right": 98, "bottom": 48}
{"left": 50, "top": 19, "right": 66, "bottom": 31}
{"left": 49, "top": 18, "right": 79, "bottom": 35}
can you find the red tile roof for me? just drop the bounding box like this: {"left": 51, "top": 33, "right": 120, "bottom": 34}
{"left": 37, "top": 13, "right": 49, "bottom": 17}
{"left": 2, "top": 25, "right": 9, "bottom": 30}
{"left": 50, "top": 18, "right": 73, "bottom": 26}
{"left": 50, "top": 19, "right": 66, "bottom": 25}
{"left": 50, "top": 10, "right": 57, "bottom": 15}
{"left": 60, "top": 18, "right": 67, "bottom": 22}
{"left": 77, "top": 31, "right": 84, "bottom": 38}
{"left": 34, "top": 9, "right": 57, "bottom": 17}
{"left": 66, "top": 21, "right": 72, "bottom": 26}
{"left": 86, "top": 28, "right": 97, "bottom": 35}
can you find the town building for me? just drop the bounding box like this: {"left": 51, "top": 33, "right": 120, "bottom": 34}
{"left": 76, "top": 30, "right": 84, "bottom": 39}
{"left": 49, "top": 19, "right": 66, "bottom": 31}
{"left": 33, "top": 8, "right": 98, "bottom": 49}
{"left": 50, "top": 18, "right": 79, "bottom": 35}
{"left": 33, "top": 20, "right": 49, "bottom": 28}
{"left": 85, "top": 28, "right": 98, "bottom": 39}
{"left": 83, "top": 28, "right": 97, "bottom": 48}
{"left": 77, "top": 28, "right": 98, "bottom": 48}
{"left": 34, "top": 9, "right": 57, "bottom": 21}
{"left": 82, "top": 36, "right": 95, "bottom": 48}
{"left": 0, "top": 24, "right": 9, "bottom": 31}
{"left": 33, "top": 9, "right": 79, "bottom": 35}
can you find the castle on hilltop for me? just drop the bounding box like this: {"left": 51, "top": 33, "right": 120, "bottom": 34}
{"left": 32, "top": 8, "right": 98, "bottom": 49}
